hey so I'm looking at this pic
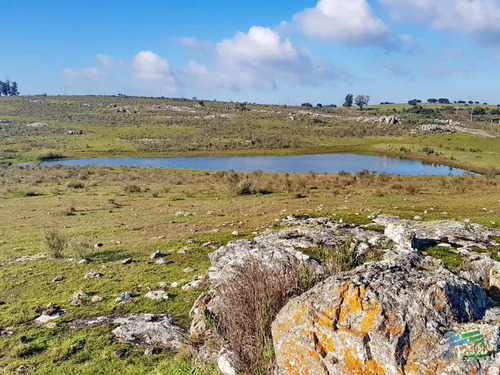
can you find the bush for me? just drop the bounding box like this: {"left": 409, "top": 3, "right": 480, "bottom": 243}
{"left": 123, "top": 184, "right": 141, "bottom": 193}
{"left": 235, "top": 180, "right": 253, "bottom": 195}
{"left": 44, "top": 230, "right": 67, "bottom": 258}
{"left": 70, "top": 238, "right": 94, "bottom": 260}
{"left": 37, "top": 151, "right": 64, "bottom": 161}
{"left": 216, "top": 259, "right": 315, "bottom": 374}
{"left": 67, "top": 180, "right": 85, "bottom": 189}
{"left": 319, "top": 238, "right": 361, "bottom": 275}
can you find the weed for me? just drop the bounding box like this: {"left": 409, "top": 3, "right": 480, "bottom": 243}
{"left": 44, "top": 230, "right": 67, "bottom": 258}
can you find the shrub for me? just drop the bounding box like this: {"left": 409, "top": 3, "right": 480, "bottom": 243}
{"left": 319, "top": 238, "right": 361, "bottom": 275}
{"left": 66, "top": 180, "right": 85, "bottom": 189}
{"left": 44, "top": 230, "right": 67, "bottom": 258}
{"left": 37, "top": 151, "right": 64, "bottom": 161}
{"left": 235, "top": 180, "right": 253, "bottom": 195}
{"left": 216, "top": 259, "right": 315, "bottom": 374}
{"left": 123, "top": 184, "right": 141, "bottom": 193}
{"left": 70, "top": 238, "right": 94, "bottom": 260}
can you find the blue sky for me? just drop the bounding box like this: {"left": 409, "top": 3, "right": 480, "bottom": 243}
{"left": 2, "top": 0, "right": 500, "bottom": 105}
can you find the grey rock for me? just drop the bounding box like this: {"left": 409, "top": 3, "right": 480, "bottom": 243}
{"left": 111, "top": 314, "right": 187, "bottom": 350}
{"left": 116, "top": 292, "right": 131, "bottom": 302}
{"left": 122, "top": 257, "right": 133, "bottom": 265}
{"left": 84, "top": 272, "right": 102, "bottom": 279}
{"left": 150, "top": 250, "right": 163, "bottom": 259}
{"left": 217, "top": 347, "right": 237, "bottom": 375}
{"left": 144, "top": 291, "right": 169, "bottom": 300}
{"left": 155, "top": 258, "right": 172, "bottom": 265}
{"left": 52, "top": 275, "right": 64, "bottom": 282}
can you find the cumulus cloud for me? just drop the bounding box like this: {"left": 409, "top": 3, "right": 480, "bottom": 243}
{"left": 285, "top": 0, "right": 390, "bottom": 45}
{"left": 63, "top": 67, "right": 102, "bottom": 80}
{"left": 213, "top": 26, "right": 335, "bottom": 89}
{"left": 132, "top": 50, "right": 171, "bottom": 80}
{"left": 381, "top": 0, "right": 500, "bottom": 34}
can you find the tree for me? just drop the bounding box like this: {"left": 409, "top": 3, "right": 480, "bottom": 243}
{"left": 408, "top": 99, "right": 421, "bottom": 106}
{"left": 354, "top": 94, "right": 369, "bottom": 110}
{"left": 9, "top": 81, "right": 19, "bottom": 96}
{"left": 438, "top": 98, "right": 450, "bottom": 104}
{"left": 427, "top": 98, "right": 438, "bottom": 103}
{"left": 316, "top": 103, "right": 322, "bottom": 108}
{"left": 301, "top": 103, "right": 312, "bottom": 108}
{"left": 472, "top": 107, "right": 486, "bottom": 115}
{"left": 1, "top": 80, "right": 9, "bottom": 96}
{"left": 343, "top": 94, "right": 353, "bottom": 108}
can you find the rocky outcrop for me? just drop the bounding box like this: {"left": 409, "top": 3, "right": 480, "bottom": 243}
{"left": 70, "top": 314, "right": 187, "bottom": 350}
{"left": 272, "top": 253, "right": 499, "bottom": 375}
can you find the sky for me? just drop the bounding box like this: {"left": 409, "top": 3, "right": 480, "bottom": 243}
{"left": 2, "top": 0, "right": 500, "bottom": 105}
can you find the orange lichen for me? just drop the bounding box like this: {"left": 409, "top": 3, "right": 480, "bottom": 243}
{"left": 342, "top": 349, "right": 386, "bottom": 375}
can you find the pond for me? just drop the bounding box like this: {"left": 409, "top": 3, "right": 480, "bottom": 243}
{"left": 32, "top": 154, "right": 473, "bottom": 175}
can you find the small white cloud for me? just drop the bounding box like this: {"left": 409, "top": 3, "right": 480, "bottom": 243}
{"left": 63, "top": 67, "right": 102, "bottom": 80}
{"left": 217, "top": 26, "right": 298, "bottom": 65}
{"left": 132, "top": 50, "right": 170, "bottom": 80}
{"left": 96, "top": 54, "right": 120, "bottom": 67}
{"left": 376, "top": 61, "right": 411, "bottom": 76}
{"left": 287, "top": 0, "right": 390, "bottom": 45}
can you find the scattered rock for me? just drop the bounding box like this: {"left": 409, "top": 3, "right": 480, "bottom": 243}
{"left": 144, "top": 291, "right": 169, "bottom": 300}
{"left": 78, "top": 259, "right": 89, "bottom": 264}
{"left": 116, "top": 292, "right": 131, "bottom": 303}
{"left": 155, "top": 258, "right": 172, "bottom": 265}
{"left": 15, "top": 365, "right": 29, "bottom": 373}
{"left": 231, "top": 231, "right": 240, "bottom": 236}
{"left": 183, "top": 267, "right": 194, "bottom": 273}
{"left": 84, "top": 272, "right": 102, "bottom": 279}
{"left": 91, "top": 295, "right": 104, "bottom": 303}
{"left": 26, "top": 122, "right": 48, "bottom": 127}
{"left": 181, "top": 279, "right": 202, "bottom": 290}
{"left": 150, "top": 251, "right": 163, "bottom": 259}
{"left": 170, "top": 282, "right": 179, "bottom": 288}
{"left": 34, "top": 303, "right": 66, "bottom": 325}
{"left": 217, "top": 347, "right": 237, "bottom": 375}
{"left": 122, "top": 257, "right": 133, "bottom": 265}
{"left": 52, "top": 275, "right": 64, "bottom": 282}
{"left": 201, "top": 241, "right": 219, "bottom": 248}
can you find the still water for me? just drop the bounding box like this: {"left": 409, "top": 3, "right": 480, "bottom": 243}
{"left": 34, "top": 154, "right": 472, "bottom": 175}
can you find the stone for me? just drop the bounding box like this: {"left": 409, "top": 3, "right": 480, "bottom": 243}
{"left": 231, "top": 231, "right": 239, "bottom": 236}
{"left": 217, "top": 347, "right": 237, "bottom": 375}
{"left": 170, "top": 282, "right": 179, "bottom": 288}
{"left": 122, "top": 257, "right": 133, "bottom": 265}
{"left": 155, "top": 258, "right": 172, "bottom": 265}
{"left": 52, "top": 275, "right": 64, "bottom": 282}
{"left": 490, "top": 265, "right": 500, "bottom": 301}
{"left": 116, "top": 292, "right": 131, "bottom": 303}
{"left": 15, "top": 365, "right": 29, "bottom": 373}
{"left": 272, "top": 253, "right": 498, "bottom": 375}
{"left": 111, "top": 314, "right": 187, "bottom": 350}
{"left": 78, "top": 259, "right": 89, "bottom": 264}
{"left": 91, "top": 295, "right": 104, "bottom": 302}
{"left": 201, "top": 241, "right": 219, "bottom": 248}
{"left": 144, "top": 291, "right": 169, "bottom": 300}
{"left": 34, "top": 306, "right": 66, "bottom": 325}
{"left": 181, "top": 279, "right": 202, "bottom": 290}
{"left": 183, "top": 267, "right": 194, "bottom": 273}
{"left": 84, "top": 272, "right": 102, "bottom": 279}
{"left": 150, "top": 251, "right": 163, "bottom": 259}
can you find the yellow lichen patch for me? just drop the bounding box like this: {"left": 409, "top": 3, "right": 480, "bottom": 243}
{"left": 342, "top": 349, "right": 387, "bottom": 375}
{"left": 336, "top": 282, "right": 382, "bottom": 334}
{"left": 276, "top": 342, "right": 329, "bottom": 375}
{"left": 384, "top": 311, "right": 405, "bottom": 337}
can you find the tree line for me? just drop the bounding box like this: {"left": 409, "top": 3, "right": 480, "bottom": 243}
{"left": 0, "top": 80, "right": 19, "bottom": 96}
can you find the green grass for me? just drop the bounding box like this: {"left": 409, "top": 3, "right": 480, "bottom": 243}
{"left": 424, "top": 246, "right": 464, "bottom": 272}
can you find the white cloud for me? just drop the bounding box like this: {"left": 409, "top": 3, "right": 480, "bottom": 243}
{"left": 132, "top": 50, "right": 171, "bottom": 80}
{"left": 212, "top": 26, "right": 335, "bottom": 89}
{"left": 63, "top": 67, "right": 102, "bottom": 80}
{"left": 286, "top": 0, "right": 390, "bottom": 45}
{"left": 96, "top": 54, "right": 120, "bottom": 67}
{"left": 381, "top": 0, "right": 500, "bottom": 34}
{"left": 375, "top": 61, "right": 411, "bottom": 76}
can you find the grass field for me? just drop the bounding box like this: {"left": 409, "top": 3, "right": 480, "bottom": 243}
{"left": 0, "top": 96, "right": 499, "bottom": 373}
{"left": 0, "top": 165, "right": 499, "bottom": 373}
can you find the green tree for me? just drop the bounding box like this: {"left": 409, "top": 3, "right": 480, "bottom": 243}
{"left": 1, "top": 80, "right": 9, "bottom": 96}
{"left": 427, "top": 98, "right": 438, "bottom": 103}
{"left": 301, "top": 103, "right": 312, "bottom": 108}
{"left": 9, "top": 81, "right": 19, "bottom": 96}
{"left": 472, "top": 107, "right": 486, "bottom": 115}
{"left": 343, "top": 94, "right": 353, "bottom": 108}
{"left": 354, "top": 94, "right": 369, "bottom": 110}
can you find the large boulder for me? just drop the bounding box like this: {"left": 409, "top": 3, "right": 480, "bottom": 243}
{"left": 272, "top": 254, "right": 500, "bottom": 375}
